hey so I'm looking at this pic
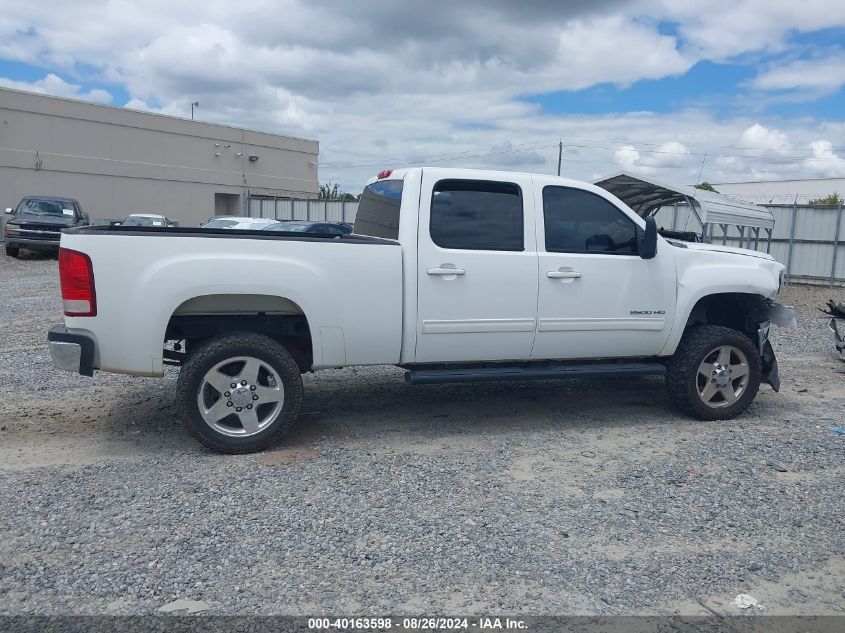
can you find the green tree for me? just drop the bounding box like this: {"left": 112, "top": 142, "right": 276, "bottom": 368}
{"left": 694, "top": 182, "right": 718, "bottom": 192}
{"left": 319, "top": 182, "right": 360, "bottom": 201}
{"left": 318, "top": 182, "right": 342, "bottom": 199}
{"left": 808, "top": 192, "right": 842, "bottom": 205}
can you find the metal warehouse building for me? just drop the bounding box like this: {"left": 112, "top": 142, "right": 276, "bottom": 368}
{"left": 0, "top": 87, "right": 318, "bottom": 227}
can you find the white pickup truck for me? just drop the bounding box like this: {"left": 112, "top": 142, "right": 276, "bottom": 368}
{"left": 48, "top": 167, "right": 794, "bottom": 453}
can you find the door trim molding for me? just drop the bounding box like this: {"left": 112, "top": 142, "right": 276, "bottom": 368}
{"left": 422, "top": 318, "right": 537, "bottom": 334}
{"left": 538, "top": 317, "right": 665, "bottom": 332}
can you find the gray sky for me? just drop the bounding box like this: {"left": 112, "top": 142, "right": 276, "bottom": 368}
{"left": 2, "top": 0, "right": 845, "bottom": 192}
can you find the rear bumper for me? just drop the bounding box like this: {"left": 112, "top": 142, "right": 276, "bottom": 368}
{"left": 6, "top": 237, "right": 61, "bottom": 250}
{"left": 48, "top": 325, "right": 95, "bottom": 376}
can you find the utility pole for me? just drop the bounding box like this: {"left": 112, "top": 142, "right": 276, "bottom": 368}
{"left": 191, "top": 101, "right": 199, "bottom": 120}
{"left": 557, "top": 140, "right": 563, "bottom": 176}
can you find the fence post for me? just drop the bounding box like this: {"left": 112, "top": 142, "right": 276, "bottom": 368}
{"left": 753, "top": 227, "right": 760, "bottom": 251}
{"left": 306, "top": 199, "right": 311, "bottom": 221}
{"left": 832, "top": 201, "right": 843, "bottom": 287}
{"left": 672, "top": 203, "right": 678, "bottom": 230}
{"left": 342, "top": 200, "right": 348, "bottom": 222}
{"left": 785, "top": 202, "right": 798, "bottom": 283}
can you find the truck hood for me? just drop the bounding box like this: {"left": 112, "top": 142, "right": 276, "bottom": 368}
{"left": 11, "top": 215, "right": 77, "bottom": 228}
{"left": 681, "top": 242, "right": 775, "bottom": 261}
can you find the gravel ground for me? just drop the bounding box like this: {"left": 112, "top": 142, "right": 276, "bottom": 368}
{"left": 0, "top": 251, "right": 843, "bottom": 616}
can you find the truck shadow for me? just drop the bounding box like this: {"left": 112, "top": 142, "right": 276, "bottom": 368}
{"left": 92, "top": 369, "right": 675, "bottom": 455}
{"left": 97, "top": 366, "right": 785, "bottom": 457}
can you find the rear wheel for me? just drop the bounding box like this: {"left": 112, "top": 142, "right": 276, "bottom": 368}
{"left": 666, "top": 325, "right": 762, "bottom": 420}
{"left": 5, "top": 246, "right": 20, "bottom": 258}
{"left": 177, "top": 332, "right": 303, "bottom": 453}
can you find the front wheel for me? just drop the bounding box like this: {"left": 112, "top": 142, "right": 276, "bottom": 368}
{"left": 5, "top": 246, "right": 20, "bottom": 258}
{"left": 666, "top": 325, "right": 762, "bottom": 420}
{"left": 177, "top": 332, "right": 303, "bottom": 453}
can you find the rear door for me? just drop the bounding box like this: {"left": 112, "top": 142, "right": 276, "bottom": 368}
{"left": 414, "top": 171, "right": 538, "bottom": 363}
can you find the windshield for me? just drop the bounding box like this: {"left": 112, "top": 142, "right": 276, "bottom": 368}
{"left": 265, "top": 223, "right": 309, "bottom": 232}
{"left": 123, "top": 216, "right": 165, "bottom": 227}
{"left": 202, "top": 219, "right": 240, "bottom": 229}
{"left": 16, "top": 199, "right": 74, "bottom": 218}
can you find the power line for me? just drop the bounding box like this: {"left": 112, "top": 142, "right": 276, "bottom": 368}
{"left": 321, "top": 135, "right": 845, "bottom": 170}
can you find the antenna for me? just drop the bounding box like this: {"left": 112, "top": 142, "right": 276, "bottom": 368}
{"left": 557, "top": 140, "right": 563, "bottom": 176}
{"left": 695, "top": 152, "right": 707, "bottom": 186}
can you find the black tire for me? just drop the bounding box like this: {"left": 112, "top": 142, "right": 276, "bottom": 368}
{"left": 666, "top": 324, "right": 762, "bottom": 420}
{"left": 5, "top": 246, "right": 20, "bottom": 258}
{"left": 177, "top": 332, "right": 303, "bottom": 453}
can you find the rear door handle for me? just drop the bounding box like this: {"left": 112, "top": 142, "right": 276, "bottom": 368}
{"left": 428, "top": 267, "right": 466, "bottom": 276}
{"left": 547, "top": 270, "right": 582, "bottom": 279}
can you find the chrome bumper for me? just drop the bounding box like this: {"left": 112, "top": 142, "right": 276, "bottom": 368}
{"left": 48, "top": 325, "right": 95, "bottom": 376}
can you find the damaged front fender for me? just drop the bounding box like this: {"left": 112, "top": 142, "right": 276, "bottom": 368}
{"left": 830, "top": 319, "right": 845, "bottom": 361}
{"left": 757, "top": 301, "right": 795, "bottom": 392}
{"left": 766, "top": 300, "right": 797, "bottom": 329}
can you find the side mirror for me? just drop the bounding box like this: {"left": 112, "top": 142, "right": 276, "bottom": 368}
{"left": 639, "top": 215, "right": 657, "bottom": 259}
{"left": 4, "top": 208, "right": 12, "bottom": 215}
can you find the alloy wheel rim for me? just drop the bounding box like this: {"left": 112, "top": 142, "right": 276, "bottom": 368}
{"left": 696, "top": 345, "right": 750, "bottom": 409}
{"left": 196, "top": 356, "right": 285, "bottom": 437}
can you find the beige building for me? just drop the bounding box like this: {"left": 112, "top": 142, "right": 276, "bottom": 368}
{"left": 0, "top": 87, "right": 318, "bottom": 226}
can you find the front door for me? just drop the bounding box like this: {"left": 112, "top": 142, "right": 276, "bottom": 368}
{"left": 532, "top": 180, "right": 676, "bottom": 360}
{"left": 415, "top": 172, "right": 538, "bottom": 363}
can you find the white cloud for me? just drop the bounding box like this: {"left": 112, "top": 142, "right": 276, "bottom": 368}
{"left": 738, "top": 123, "right": 792, "bottom": 154}
{"left": 0, "top": 73, "right": 111, "bottom": 103}
{"left": 0, "top": 1, "right": 843, "bottom": 190}
{"left": 749, "top": 51, "right": 845, "bottom": 94}
{"left": 654, "top": 0, "right": 845, "bottom": 59}
{"left": 805, "top": 140, "right": 845, "bottom": 177}
{"left": 614, "top": 145, "right": 642, "bottom": 170}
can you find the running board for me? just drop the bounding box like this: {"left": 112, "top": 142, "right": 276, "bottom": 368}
{"left": 404, "top": 362, "right": 665, "bottom": 385}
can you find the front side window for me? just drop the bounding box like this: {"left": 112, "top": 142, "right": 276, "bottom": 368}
{"left": 430, "top": 180, "right": 523, "bottom": 251}
{"left": 543, "top": 186, "right": 638, "bottom": 254}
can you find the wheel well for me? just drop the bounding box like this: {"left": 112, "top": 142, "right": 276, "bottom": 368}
{"left": 164, "top": 294, "right": 313, "bottom": 371}
{"left": 685, "top": 293, "right": 767, "bottom": 341}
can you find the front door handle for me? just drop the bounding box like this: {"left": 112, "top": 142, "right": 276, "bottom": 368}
{"left": 547, "top": 270, "right": 582, "bottom": 279}
{"left": 428, "top": 267, "right": 466, "bottom": 276}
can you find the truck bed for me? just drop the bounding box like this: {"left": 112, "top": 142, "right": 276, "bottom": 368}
{"left": 66, "top": 224, "right": 397, "bottom": 245}
{"left": 60, "top": 224, "right": 403, "bottom": 375}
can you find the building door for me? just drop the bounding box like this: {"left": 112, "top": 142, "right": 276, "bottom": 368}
{"left": 214, "top": 193, "right": 241, "bottom": 215}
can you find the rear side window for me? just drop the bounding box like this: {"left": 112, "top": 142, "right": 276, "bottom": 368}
{"left": 354, "top": 180, "right": 403, "bottom": 240}
{"left": 543, "top": 186, "right": 638, "bottom": 254}
{"left": 430, "top": 180, "right": 523, "bottom": 251}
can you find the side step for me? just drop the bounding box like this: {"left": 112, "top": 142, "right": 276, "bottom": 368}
{"left": 404, "top": 362, "right": 665, "bottom": 385}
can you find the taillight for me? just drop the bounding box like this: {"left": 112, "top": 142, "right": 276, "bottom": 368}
{"left": 377, "top": 168, "right": 393, "bottom": 179}
{"left": 59, "top": 248, "right": 97, "bottom": 317}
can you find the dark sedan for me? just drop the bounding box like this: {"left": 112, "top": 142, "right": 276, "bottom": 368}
{"left": 263, "top": 221, "right": 352, "bottom": 235}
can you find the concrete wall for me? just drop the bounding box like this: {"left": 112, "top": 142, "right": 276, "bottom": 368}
{"left": 0, "top": 87, "right": 319, "bottom": 226}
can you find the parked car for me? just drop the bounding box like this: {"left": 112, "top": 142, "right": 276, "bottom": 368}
{"left": 263, "top": 221, "right": 352, "bottom": 235}
{"left": 118, "top": 214, "right": 176, "bottom": 227}
{"left": 4, "top": 196, "right": 89, "bottom": 257}
{"left": 47, "top": 167, "right": 794, "bottom": 454}
{"left": 200, "top": 216, "right": 279, "bottom": 230}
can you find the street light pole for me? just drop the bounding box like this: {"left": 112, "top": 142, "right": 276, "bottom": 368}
{"left": 191, "top": 101, "right": 199, "bottom": 120}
